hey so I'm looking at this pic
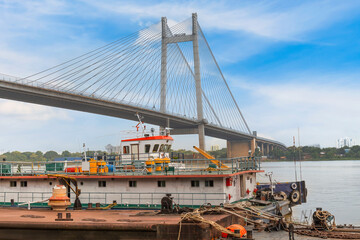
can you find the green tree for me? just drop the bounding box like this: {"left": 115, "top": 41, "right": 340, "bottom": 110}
{"left": 44, "top": 151, "right": 59, "bottom": 160}
{"left": 22, "top": 151, "right": 33, "bottom": 160}
{"left": 35, "top": 151, "right": 44, "bottom": 157}
{"left": 5, "top": 151, "right": 27, "bottom": 161}
{"left": 61, "top": 150, "right": 71, "bottom": 157}
{"left": 208, "top": 148, "right": 227, "bottom": 158}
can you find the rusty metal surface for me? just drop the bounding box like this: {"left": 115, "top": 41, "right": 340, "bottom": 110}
{"left": 294, "top": 229, "right": 360, "bottom": 239}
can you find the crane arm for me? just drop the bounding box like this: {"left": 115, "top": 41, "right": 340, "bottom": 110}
{"left": 193, "top": 146, "right": 215, "bottom": 159}
{"left": 192, "top": 146, "right": 229, "bottom": 169}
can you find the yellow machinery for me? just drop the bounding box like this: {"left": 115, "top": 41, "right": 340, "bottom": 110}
{"left": 83, "top": 158, "right": 108, "bottom": 174}
{"left": 47, "top": 174, "right": 82, "bottom": 210}
{"left": 97, "top": 159, "right": 108, "bottom": 173}
{"left": 154, "top": 157, "right": 171, "bottom": 172}
{"left": 145, "top": 159, "right": 155, "bottom": 173}
{"left": 193, "top": 146, "right": 229, "bottom": 169}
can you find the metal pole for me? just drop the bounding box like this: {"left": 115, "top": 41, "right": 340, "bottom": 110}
{"left": 192, "top": 13, "right": 205, "bottom": 150}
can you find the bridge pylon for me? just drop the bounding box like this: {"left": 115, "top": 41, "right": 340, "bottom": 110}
{"left": 160, "top": 13, "right": 205, "bottom": 150}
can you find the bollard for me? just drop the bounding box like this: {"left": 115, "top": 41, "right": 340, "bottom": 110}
{"left": 55, "top": 212, "right": 73, "bottom": 221}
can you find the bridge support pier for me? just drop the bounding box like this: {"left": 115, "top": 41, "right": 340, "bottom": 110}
{"left": 227, "top": 138, "right": 257, "bottom": 158}
{"left": 198, "top": 124, "right": 205, "bottom": 151}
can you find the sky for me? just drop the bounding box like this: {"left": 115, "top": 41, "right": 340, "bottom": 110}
{"left": 1, "top": 0, "right": 360, "bottom": 152}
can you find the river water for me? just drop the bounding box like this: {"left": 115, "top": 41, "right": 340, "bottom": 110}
{"left": 259, "top": 160, "right": 360, "bottom": 225}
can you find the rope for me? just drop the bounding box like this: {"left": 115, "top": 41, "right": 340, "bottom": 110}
{"left": 177, "top": 209, "right": 241, "bottom": 240}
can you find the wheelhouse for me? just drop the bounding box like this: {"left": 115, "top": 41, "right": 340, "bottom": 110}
{"left": 120, "top": 135, "right": 173, "bottom": 163}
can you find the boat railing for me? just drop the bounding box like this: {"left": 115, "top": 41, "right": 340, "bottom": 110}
{"left": 0, "top": 156, "right": 261, "bottom": 176}
{"left": 0, "top": 191, "right": 227, "bottom": 208}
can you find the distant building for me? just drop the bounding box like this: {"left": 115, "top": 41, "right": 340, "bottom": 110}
{"left": 210, "top": 145, "right": 220, "bottom": 151}
{"left": 337, "top": 138, "right": 354, "bottom": 148}
{"left": 308, "top": 144, "right": 321, "bottom": 148}
{"left": 105, "top": 144, "right": 121, "bottom": 154}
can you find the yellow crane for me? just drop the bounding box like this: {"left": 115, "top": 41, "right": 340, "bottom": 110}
{"left": 193, "top": 146, "right": 229, "bottom": 169}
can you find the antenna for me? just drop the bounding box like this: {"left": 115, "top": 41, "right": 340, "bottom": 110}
{"left": 293, "top": 136, "right": 298, "bottom": 182}
{"left": 298, "top": 127, "right": 303, "bottom": 181}
{"left": 135, "top": 112, "right": 145, "bottom": 135}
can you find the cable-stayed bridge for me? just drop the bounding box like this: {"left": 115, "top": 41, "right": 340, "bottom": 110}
{"left": 0, "top": 13, "right": 285, "bottom": 157}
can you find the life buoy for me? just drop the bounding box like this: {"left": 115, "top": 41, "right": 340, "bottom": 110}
{"left": 290, "top": 190, "right": 300, "bottom": 203}
{"left": 291, "top": 182, "right": 298, "bottom": 190}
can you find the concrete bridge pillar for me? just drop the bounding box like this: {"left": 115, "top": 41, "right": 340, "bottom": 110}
{"left": 227, "top": 138, "right": 257, "bottom": 158}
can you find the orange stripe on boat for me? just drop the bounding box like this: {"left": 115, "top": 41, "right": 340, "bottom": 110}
{"left": 121, "top": 136, "right": 173, "bottom": 142}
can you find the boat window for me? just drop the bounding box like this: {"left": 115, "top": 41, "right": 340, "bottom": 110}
{"left": 191, "top": 180, "right": 199, "bottom": 187}
{"left": 159, "top": 144, "right": 165, "bottom": 152}
{"left": 153, "top": 144, "right": 159, "bottom": 152}
{"left": 10, "top": 181, "right": 17, "bottom": 187}
{"left": 98, "top": 181, "right": 106, "bottom": 187}
{"left": 166, "top": 145, "right": 172, "bottom": 151}
{"left": 123, "top": 146, "right": 129, "bottom": 154}
{"left": 129, "top": 181, "right": 137, "bottom": 187}
{"left": 205, "top": 180, "right": 214, "bottom": 187}
{"left": 145, "top": 144, "right": 151, "bottom": 153}
{"left": 158, "top": 180, "right": 166, "bottom": 187}
{"left": 20, "top": 181, "right": 27, "bottom": 187}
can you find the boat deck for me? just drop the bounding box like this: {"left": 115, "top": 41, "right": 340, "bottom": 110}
{"left": 0, "top": 207, "right": 237, "bottom": 240}
{"left": 0, "top": 157, "right": 261, "bottom": 177}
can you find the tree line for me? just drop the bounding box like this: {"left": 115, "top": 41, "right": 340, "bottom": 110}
{"left": 270, "top": 145, "right": 360, "bottom": 160}
{"left": 2, "top": 145, "right": 360, "bottom": 162}
{"left": 0, "top": 150, "right": 106, "bottom": 162}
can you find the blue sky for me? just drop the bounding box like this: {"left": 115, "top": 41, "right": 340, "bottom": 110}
{"left": 1, "top": 0, "right": 360, "bottom": 152}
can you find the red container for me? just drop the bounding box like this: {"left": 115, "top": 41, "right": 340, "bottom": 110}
{"left": 65, "top": 167, "right": 80, "bottom": 173}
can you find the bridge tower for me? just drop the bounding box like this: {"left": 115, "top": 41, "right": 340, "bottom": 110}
{"left": 160, "top": 13, "right": 206, "bottom": 150}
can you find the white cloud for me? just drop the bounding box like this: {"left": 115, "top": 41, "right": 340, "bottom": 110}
{"left": 232, "top": 73, "right": 360, "bottom": 147}
{"left": 84, "top": 0, "right": 360, "bottom": 41}
{"left": 0, "top": 100, "right": 71, "bottom": 121}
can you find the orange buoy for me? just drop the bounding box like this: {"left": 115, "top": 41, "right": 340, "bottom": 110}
{"left": 221, "top": 224, "right": 247, "bottom": 238}
{"left": 48, "top": 185, "right": 71, "bottom": 211}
